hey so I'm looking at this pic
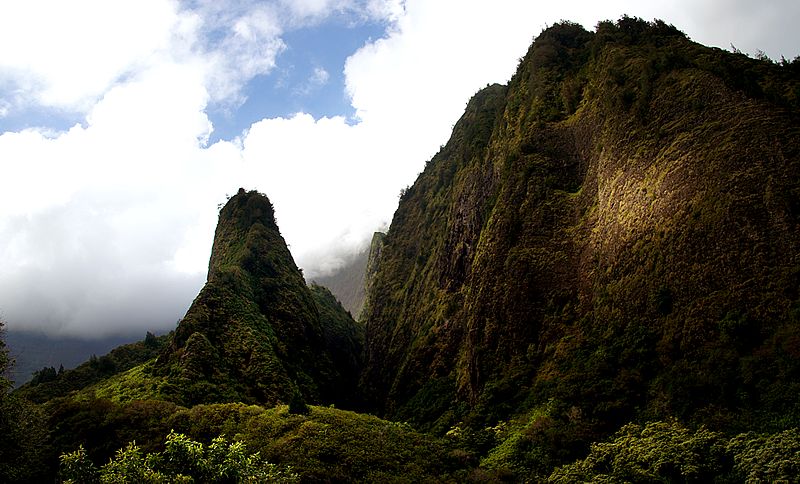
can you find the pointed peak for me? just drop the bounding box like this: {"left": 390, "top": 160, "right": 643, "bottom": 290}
{"left": 218, "top": 188, "right": 276, "bottom": 231}
{"left": 208, "top": 188, "right": 283, "bottom": 282}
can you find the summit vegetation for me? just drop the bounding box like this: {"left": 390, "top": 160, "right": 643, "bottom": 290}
{"left": 1, "top": 17, "right": 799, "bottom": 482}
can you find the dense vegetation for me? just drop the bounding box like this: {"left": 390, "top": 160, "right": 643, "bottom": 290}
{"left": 363, "top": 16, "right": 800, "bottom": 438}
{"left": 1, "top": 17, "right": 799, "bottom": 483}
{"left": 34, "top": 398, "right": 468, "bottom": 482}
{"left": 59, "top": 431, "right": 298, "bottom": 483}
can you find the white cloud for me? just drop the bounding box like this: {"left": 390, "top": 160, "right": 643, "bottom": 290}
{"left": 0, "top": 0, "right": 181, "bottom": 112}
{"left": 0, "top": 0, "right": 798, "bottom": 337}
{"left": 311, "top": 67, "right": 331, "bottom": 86}
{"left": 293, "top": 66, "right": 331, "bottom": 96}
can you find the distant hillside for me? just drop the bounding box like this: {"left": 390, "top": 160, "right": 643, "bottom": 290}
{"left": 312, "top": 247, "right": 369, "bottom": 317}
{"left": 5, "top": 331, "right": 137, "bottom": 387}
{"left": 14, "top": 332, "right": 170, "bottom": 402}
{"left": 313, "top": 231, "right": 386, "bottom": 320}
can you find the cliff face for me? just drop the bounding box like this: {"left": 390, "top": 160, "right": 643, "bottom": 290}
{"left": 356, "top": 232, "right": 386, "bottom": 321}
{"left": 154, "top": 189, "right": 363, "bottom": 407}
{"left": 362, "top": 19, "right": 800, "bottom": 432}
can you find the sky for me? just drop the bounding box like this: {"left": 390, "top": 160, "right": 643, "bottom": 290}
{"left": 0, "top": 0, "right": 798, "bottom": 338}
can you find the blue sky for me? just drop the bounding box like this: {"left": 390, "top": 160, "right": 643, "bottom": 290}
{"left": 208, "top": 16, "right": 387, "bottom": 141}
{"left": 0, "top": 0, "right": 798, "bottom": 337}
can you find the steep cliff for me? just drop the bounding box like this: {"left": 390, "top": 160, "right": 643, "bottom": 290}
{"left": 362, "top": 18, "right": 800, "bottom": 434}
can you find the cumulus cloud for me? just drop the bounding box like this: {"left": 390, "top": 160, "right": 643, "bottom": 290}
{"left": 0, "top": 0, "right": 798, "bottom": 337}
{"left": 0, "top": 0, "right": 181, "bottom": 112}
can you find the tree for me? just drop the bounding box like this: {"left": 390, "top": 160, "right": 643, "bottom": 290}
{"left": 0, "top": 317, "right": 10, "bottom": 391}
{"left": 288, "top": 388, "right": 310, "bottom": 415}
{"left": 144, "top": 331, "right": 158, "bottom": 348}
{"left": 60, "top": 431, "right": 298, "bottom": 483}
{"left": 547, "top": 420, "right": 728, "bottom": 482}
{"left": 547, "top": 420, "right": 800, "bottom": 483}
{"left": 0, "top": 317, "right": 50, "bottom": 482}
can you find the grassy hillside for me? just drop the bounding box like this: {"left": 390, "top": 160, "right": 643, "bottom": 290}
{"left": 41, "top": 399, "right": 472, "bottom": 483}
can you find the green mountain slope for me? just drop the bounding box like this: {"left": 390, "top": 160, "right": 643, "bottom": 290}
{"left": 362, "top": 18, "right": 800, "bottom": 437}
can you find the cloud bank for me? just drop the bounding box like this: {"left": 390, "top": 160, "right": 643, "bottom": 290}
{"left": 0, "top": 0, "right": 798, "bottom": 337}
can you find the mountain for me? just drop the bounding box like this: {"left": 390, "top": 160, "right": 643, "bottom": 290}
{"left": 154, "top": 188, "right": 364, "bottom": 407}
{"left": 79, "top": 189, "right": 364, "bottom": 408}
{"left": 361, "top": 18, "right": 800, "bottom": 438}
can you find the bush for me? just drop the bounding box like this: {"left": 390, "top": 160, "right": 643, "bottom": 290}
{"left": 547, "top": 420, "right": 800, "bottom": 483}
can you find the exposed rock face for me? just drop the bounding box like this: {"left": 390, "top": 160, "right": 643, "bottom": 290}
{"left": 155, "top": 189, "right": 363, "bottom": 407}
{"left": 362, "top": 19, "right": 800, "bottom": 432}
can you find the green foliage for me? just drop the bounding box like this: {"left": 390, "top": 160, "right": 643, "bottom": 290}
{"left": 60, "top": 431, "right": 298, "bottom": 484}
{"left": 30, "top": 365, "right": 59, "bottom": 385}
{"left": 478, "top": 401, "right": 593, "bottom": 480}
{"left": 0, "top": 319, "right": 51, "bottom": 483}
{"left": 548, "top": 420, "right": 728, "bottom": 482}
{"left": 548, "top": 421, "right": 800, "bottom": 483}
{"left": 727, "top": 429, "right": 800, "bottom": 482}
{"left": 60, "top": 446, "right": 99, "bottom": 484}
{"left": 0, "top": 392, "right": 50, "bottom": 482}
{"left": 46, "top": 400, "right": 468, "bottom": 483}
{"left": 241, "top": 405, "right": 464, "bottom": 482}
